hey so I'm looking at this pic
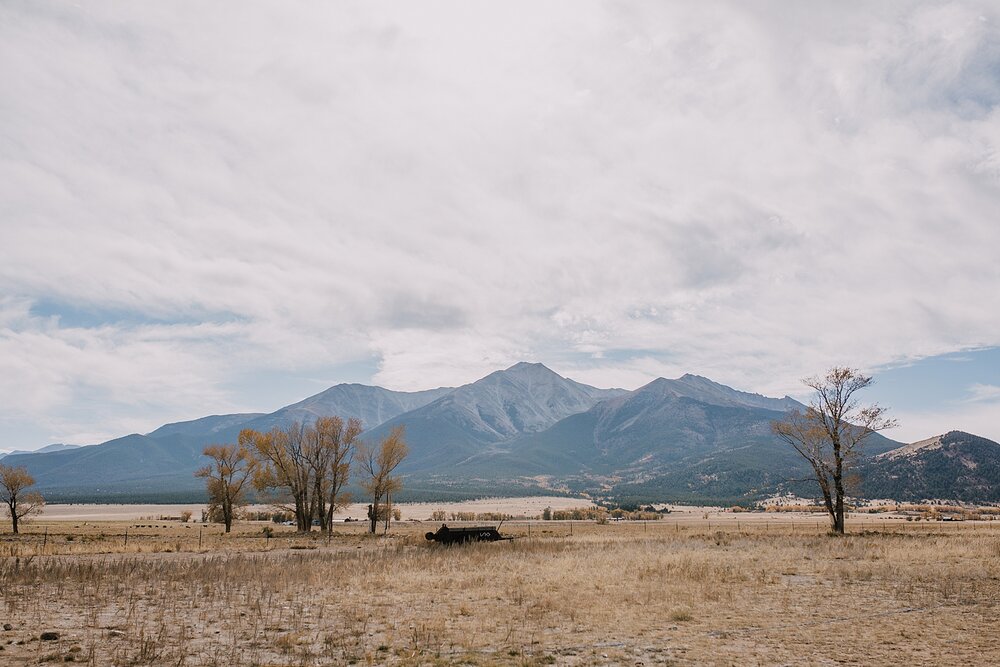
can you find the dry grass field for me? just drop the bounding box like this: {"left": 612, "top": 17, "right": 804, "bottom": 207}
{"left": 1, "top": 516, "right": 998, "bottom": 666}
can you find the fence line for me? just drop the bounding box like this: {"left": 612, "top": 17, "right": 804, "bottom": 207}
{"left": 1, "top": 517, "right": 996, "bottom": 556}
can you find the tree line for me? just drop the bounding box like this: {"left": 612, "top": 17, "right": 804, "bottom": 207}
{"left": 196, "top": 416, "right": 408, "bottom": 534}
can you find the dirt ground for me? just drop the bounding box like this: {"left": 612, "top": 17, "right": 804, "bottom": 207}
{"left": 0, "top": 515, "right": 998, "bottom": 666}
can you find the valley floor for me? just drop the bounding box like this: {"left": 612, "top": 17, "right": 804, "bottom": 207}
{"left": 35, "top": 496, "right": 594, "bottom": 522}
{"left": 0, "top": 519, "right": 998, "bottom": 666}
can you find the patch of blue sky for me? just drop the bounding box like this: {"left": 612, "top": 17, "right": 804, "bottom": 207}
{"left": 222, "top": 357, "right": 382, "bottom": 414}
{"left": 29, "top": 297, "right": 243, "bottom": 329}
{"left": 868, "top": 347, "right": 1000, "bottom": 411}
{"left": 0, "top": 416, "right": 56, "bottom": 453}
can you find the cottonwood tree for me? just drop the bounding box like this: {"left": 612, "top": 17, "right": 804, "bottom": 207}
{"left": 195, "top": 434, "right": 258, "bottom": 533}
{"left": 358, "top": 426, "right": 408, "bottom": 534}
{"left": 250, "top": 418, "right": 362, "bottom": 532}
{"left": 305, "top": 416, "right": 361, "bottom": 531}
{"left": 0, "top": 464, "right": 45, "bottom": 534}
{"left": 772, "top": 367, "right": 896, "bottom": 535}
{"left": 251, "top": 424, "right": 313, "bottom": 531}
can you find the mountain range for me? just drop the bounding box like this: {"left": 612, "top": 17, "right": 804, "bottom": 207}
{"left": 0, "top": 443, "right": 81, "bottom": 459}
{"left": 5, "top": 363, "right": 998, "bottom": 504}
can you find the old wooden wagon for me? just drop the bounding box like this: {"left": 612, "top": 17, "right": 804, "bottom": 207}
{"left": 424, "top": 524, "right": 512, "bottom": 544}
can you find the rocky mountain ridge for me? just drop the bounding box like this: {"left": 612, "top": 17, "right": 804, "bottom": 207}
{"left": 5, "top": 364, "right": 994, "bottom": 504}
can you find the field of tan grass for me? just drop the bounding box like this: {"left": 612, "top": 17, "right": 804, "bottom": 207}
{"left": 1, "top": 518, "right": 998, "bottom": 666}
{"left": 37, "top": 497, "right": 595, "bottom": 523}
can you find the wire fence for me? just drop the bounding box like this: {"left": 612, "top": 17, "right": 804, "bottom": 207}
{"left": 1, "top": 516, "right": 997, "bottom": 557}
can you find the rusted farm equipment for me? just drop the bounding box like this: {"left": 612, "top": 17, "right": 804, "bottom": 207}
{"left": 424, "top": 523, "right": 513, "bottom": 545}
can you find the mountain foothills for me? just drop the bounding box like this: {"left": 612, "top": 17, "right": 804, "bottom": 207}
{"left": 861, "top": 431, "right": 1000, "bottom": 503}
{"left": 5, "top": 363, "right": 998, "bottom": 504}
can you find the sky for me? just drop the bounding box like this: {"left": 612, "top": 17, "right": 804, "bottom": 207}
{"left": 1, "top": 1, "right": 998, "bottom": 450}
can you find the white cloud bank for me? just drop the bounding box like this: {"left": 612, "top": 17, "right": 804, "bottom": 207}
{"left": 1, "top": 1, "right": 999, "bottom": 445}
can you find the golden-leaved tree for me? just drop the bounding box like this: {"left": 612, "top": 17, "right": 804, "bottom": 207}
{"left": 249, "top": 418, "right": 362, "bottom": 532}
{"left": 0, "top": 464, "right": 45, "bottom": 534}
{"left": 359, "top": 425, "right": 408, "bottom": 534}
{"left": 306, "top": 416, "right": 362, "bottom": 531}
{"left": 250, "top": 424, "right": 313, "bottom": 532}
{"left": 195, "top": 433, "right": 258, "bottom": 533}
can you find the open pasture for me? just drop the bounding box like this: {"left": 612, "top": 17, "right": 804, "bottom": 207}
{"left": 0, "top": 517, "right": 998, "bottom": 666}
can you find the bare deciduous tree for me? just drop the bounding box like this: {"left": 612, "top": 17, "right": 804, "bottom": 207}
{"left": 195, "top": 434, "right": 258, "bottom": 533}
{"left": 772, "top": 367, "right": 896, "bottom": 534}
{"left": 359, "top": 426, "right": 408, "bottom": 534}
{"left": 0, "top": 464, "right": 45, "bottom": 534}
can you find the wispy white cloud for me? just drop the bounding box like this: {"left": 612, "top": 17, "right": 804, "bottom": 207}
{"left": 965, "top": 384, "right": 1000, "bottom": 403}
{"left": 1, "top": 1, "right": 999, "bottom": 445}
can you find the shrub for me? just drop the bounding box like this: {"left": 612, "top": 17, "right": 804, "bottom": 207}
{"left": 550, "top": 508, "right": 609, "bottom": 521}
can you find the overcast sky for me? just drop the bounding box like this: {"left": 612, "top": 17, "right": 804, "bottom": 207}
{"left": 2, "top": 1, "right": 998, "bottom": 449}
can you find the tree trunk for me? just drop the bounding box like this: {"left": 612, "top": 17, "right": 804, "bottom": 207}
{"left": 10, "top": 507, "right": 18, "bottom": 535}
{"left": 833, "top": 449, "right": 846, "bottom": 535}
{"left": 315, "top": 481, "right": 327, "bottom": 532}
{"left": 817, "top": 479, "right": 836, "bottom": 533}
{"left": 295, "top": 494, "right": 308, "bottom": 532}
{"left": 307, "top": 493, "right": 319, "bottom": 532}
{"left": 383, "top": 492, "right": 391, "bottom": 534}
{"left": 223, "top": 499, "right": 233, "bottom": 533}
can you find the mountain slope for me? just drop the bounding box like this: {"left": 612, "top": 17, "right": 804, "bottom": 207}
{"left": 241, "top": 384, "right": 453, "bottom": 433}
{"left": 148, "top": 413, "right": 264, "bottom": 439}
{"left": 451, "top": 374, "right": 900, "bottom": 502}
{"left": 7, "top": 383, "right": 455, "bottom": 500}
{"left": 544, "top": 403, "right": 790, "bottom": 475}
{"left": 3, "top": 432, "right": 208, "bottom": 498}
{"left": 861, "top": 431, "right": 1000, "bottom": 502}
{"left": 11, "top": 366, "right": 984, "bottom": 505}
{"left": 636, "top": 374, "right": 803, "bottom": 412}
{"left": 364, "top": 362, "right": 626, "bottom": 472}
{"left": 0, "top": 443, "right": 82, "bottom": 459}
{"left": 458, "top": 375, "right": 805, "bottom": 474}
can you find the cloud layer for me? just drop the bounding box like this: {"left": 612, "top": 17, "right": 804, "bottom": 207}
{"left": 2, "top": 1, "right": 999, "bottom": 446}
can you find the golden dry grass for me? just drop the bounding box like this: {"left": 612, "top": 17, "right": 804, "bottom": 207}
{"left": 1, "top": 519, "right": 998, "bottom": 665}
